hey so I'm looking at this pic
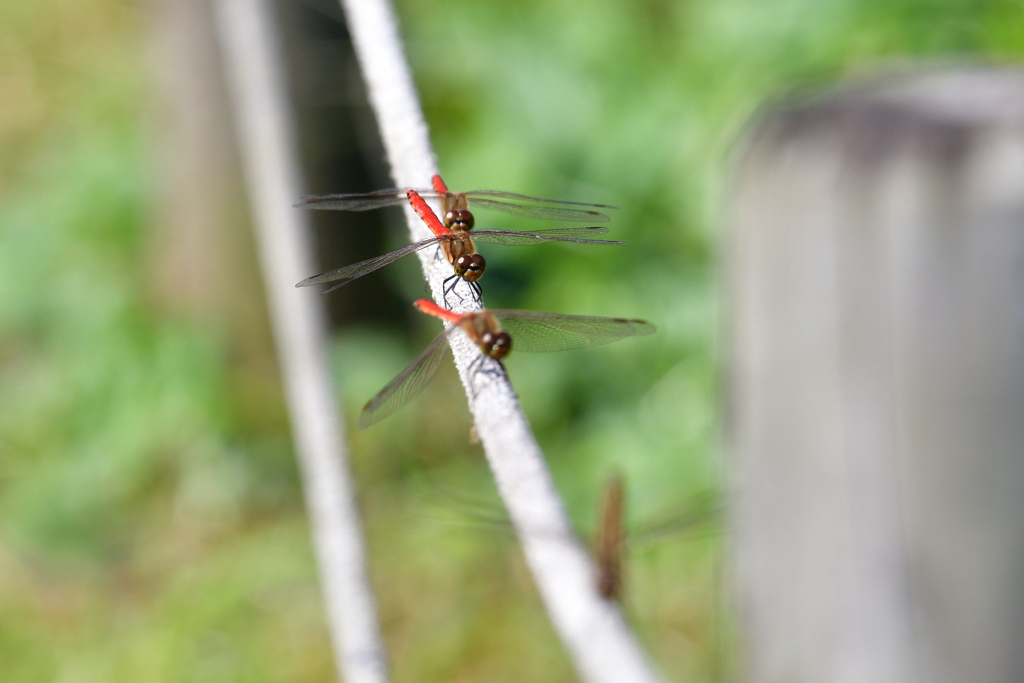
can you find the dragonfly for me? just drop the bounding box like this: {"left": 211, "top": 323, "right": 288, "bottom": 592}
{"left": 358, "top": 299, "right": 656, "bottom": 428}
{"left": 422, "top": 472, "right": 718, "bottom": 603}
{"left": 592, "top": 474, "right": 716, "bottom": 601}
{"left": 297, "top": 190, "right": 625, "bottom": 305}
{"left": 594, "top": 473, "right": 627, "bottom": 601}
{"left": 297, "top": 173, "right": 617, "bottom": 228}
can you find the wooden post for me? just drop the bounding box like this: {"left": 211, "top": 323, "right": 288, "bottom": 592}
{"left": 727, "top": 67, "right": 1024, "bottom": 683}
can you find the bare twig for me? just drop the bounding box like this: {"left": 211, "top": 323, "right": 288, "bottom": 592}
{"left": 336, "top": 1, "right": 661, "bottom": 681}
{"left": 213, "top": 1, "right": 389, "bottom": 682}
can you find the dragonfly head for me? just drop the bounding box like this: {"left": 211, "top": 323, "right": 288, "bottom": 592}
{"left": 480, "top": 331, "right": 512, "bottom": 360}
{"left": 454, "top": 253, "right": 486, "bottom": 282}
{"left": 444, "top": 208, "right": 474, "bottom": 231}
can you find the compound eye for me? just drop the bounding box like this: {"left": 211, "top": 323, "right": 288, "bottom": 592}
{"left": 443, "top": 209, "right": 474, "bottom": 230}
{"left": 478, "top": 331, "right": 497, "bottom": 357}
{"left": 453, "top": 254, "right": 473, "bottom": 276}
{"left": 490, "top": 332, "right": 512, "bottom": 360}
{"left": 456, "top": 210, "right": 474, "bottom": 230}
{"left": 462, "top": 254, "right": 486, "bottom": 282}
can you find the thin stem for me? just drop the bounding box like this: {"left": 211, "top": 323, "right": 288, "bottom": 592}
{"left": 336, "top": 1, "right": 662, "bottom": 681}
{"left": 213, "top": 1, "right": 389, "bottom": 682}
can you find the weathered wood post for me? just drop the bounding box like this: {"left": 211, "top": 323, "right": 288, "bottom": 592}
{"left": 727, "top": 67, "right": 1024, "bottom": 683}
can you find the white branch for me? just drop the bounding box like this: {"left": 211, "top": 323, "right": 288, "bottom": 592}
{"left": 337, "top": 2, "right": 662, "bottom": 681}
{"left": 213, "top": 1, "right": 389, "bottom": 682}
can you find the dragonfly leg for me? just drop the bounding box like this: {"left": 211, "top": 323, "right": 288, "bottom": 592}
{"left": 466, "top": 354, "right": 483, "bottom": 399}
{"left": 466, "top": 355, "right": 505, "bottom": 399}
{"left": 447, "top": 277, "right": 467, "bottom": 305}
{"left": 441, "top": 274, "right": 459, "bottom": 308}
{"left": 468, "top": 281, "right": 482, "bottom": 302}
{"left": 484, "top": 358, "right": 506, "bottom": 383}
{"left": 433, "top": 245, "right": 444, "bottom": 262}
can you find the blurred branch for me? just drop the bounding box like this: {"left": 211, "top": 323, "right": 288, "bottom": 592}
{"left": 335, "top": 1, "right": 661, "bottom": 681}
{"left": 212, "top": 1, "right": 389, "bottom": 682}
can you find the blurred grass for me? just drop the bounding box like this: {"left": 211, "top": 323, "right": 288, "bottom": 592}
{"left": 2, "top": 0, "right": 1024, "bottom": 681}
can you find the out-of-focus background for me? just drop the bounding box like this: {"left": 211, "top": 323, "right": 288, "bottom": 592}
{"left": 2, "top": 0, "right": 1022, "bottom": 681}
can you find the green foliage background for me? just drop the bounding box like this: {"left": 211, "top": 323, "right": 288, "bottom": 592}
{"left": 1, "top": 0, "right": 1022, "bottom": 681}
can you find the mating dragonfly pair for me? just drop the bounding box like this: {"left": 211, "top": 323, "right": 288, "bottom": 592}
{"left": 297, "top": 176, "right": 655, "bottom": 427}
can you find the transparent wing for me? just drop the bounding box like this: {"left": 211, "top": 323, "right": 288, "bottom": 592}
{"left": 465, "top": 190, "right": 617, "bottom": 209}
{"left": 467, "top": 197, "right": 612, "bottom": 223}
{"left": 491, "top": 311, "right": 656, "bottom": 352}
{"left": 295, "top": 188, "right": 436, "bottom": 211}
{"left": 359, "top": 330, "right": 454, "bottom": 428}
{"left": 626, "top": 492, "right": 721, "bottom": 550}
{"left": 295, "top": 236, "right": 446, "bottom": 294}
{"left": 469, "top": 226, "right": 626, "bottom": 246}
{"left": 420, "top": 477, "right": 516, "bottom": 537}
